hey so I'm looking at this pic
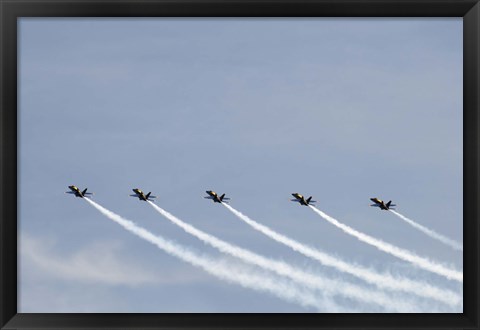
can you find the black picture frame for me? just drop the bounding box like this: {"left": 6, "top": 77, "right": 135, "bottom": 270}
{"left": 1, "top": 0, "right": 478, "bottom": 329}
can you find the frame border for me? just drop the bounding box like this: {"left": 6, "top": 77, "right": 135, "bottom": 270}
{"left": 1, "top": 0, "right": 479, "bottom": 329}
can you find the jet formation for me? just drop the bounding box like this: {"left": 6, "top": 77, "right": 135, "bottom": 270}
{"left": 66, "top": 185, "right": 396, "bottom": 211}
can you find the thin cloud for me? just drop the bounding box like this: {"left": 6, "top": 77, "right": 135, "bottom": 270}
{"left": 20, "top": 233, "right": 203, "bottom": 286}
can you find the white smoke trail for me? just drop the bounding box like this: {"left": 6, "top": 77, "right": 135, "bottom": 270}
{"left": 147, "top": 202, "right": 411, "bottom": 312}
{"left": 222, "top": 203, "right": 461, "bottom": 307}
{"left": 309, "top": 206, "right": 463, "bottom": 282}
{"left": 389, "top": 210, "right": 463, "bottom": 252}
{"left": 83, "top": 198, "right": 333, "bottom": 311}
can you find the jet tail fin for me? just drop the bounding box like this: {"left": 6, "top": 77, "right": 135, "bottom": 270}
{"left": 146, "top": 192, "right": 151, "bottom": 199}
{"left": 82, "top": 188, "right": 88, "bottom": 195}
{"left": 307, "top": 196, "right": 312, "bottom": 204}
{"left": 386, "top": 201, "right": 392, "bottom": 208}
{"left": 220, "top": 193, "right": 225, "bottom": 201}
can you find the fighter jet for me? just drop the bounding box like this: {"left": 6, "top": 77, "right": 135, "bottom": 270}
{"left": 370, "top": 197, "right": 396, "bottom": 210}
{"left": 291, "top": 193, "right": 316, "bottom": 206}
{"left": 204, "top": 190, "right": 230, "bottom": 203}
{"left": 66, "top": 185, "right": 93, "bottom": 198}
{"left": 130, "top": 188, "right": 157, "bottom": 202}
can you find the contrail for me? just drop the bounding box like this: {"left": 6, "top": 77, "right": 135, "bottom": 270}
{"left": 147, "top": 202, "right": 412, "bottom": 312}
{"left": 83, "top": 198, "right": 335, "bottom": 311}
{"left": 389, "top": 210, "right": 462, "bottom": 251}
{"left": 309, "top": 206, "right": 463, "bottom": 282}
{"left": 221, "top": 203, "right": 461, "bottom": 307}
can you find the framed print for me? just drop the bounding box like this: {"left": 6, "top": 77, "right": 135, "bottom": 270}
{"left": 1, "top": 0, "right": 479, "bottom": 329}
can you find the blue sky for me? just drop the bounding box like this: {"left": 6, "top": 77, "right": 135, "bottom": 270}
{"left": 19, "top": 18, "right": 462, "bottom": 312}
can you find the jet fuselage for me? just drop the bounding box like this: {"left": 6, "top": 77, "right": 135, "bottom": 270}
{"left": 291, "top": 193, "right": 315, "bottom": 206}
{"left": 67, "top": 185, "right": 90, "bottom": 198}
{"left": 205, "top": 190, "right": 229, "bottom": 203}
{"left": 370, "top": 197, "right": 395, "bottom": 210}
